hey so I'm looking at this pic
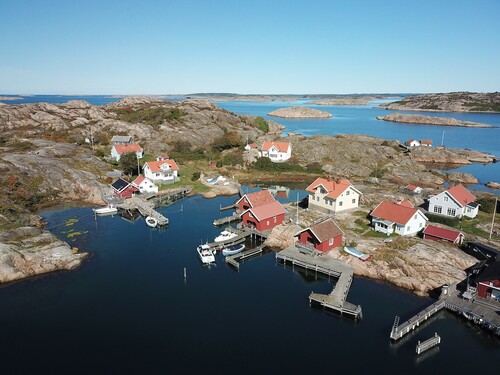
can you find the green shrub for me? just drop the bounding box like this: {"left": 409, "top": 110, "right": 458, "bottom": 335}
{"left": 477, "top": 197, "right": 499, "bottom": 214}
{"left": 254, "top": 116, "right": 269, "bottom": 133}
{"left": 222, "top": 151, "right": 244, "bottom": 166}
{"left": 253, "top": 157, "right": 304, "bottom": 172}
{"left": 112, "top": 106, "right": 186, "bottom": 127}
{"left": 94, "top": 150, "right": 105, "bottom": 158}
{"left": 212, "top": 130, "right": 242, "bottom": 151}
{"left": 426, "top": 212, "right": 460, "bottom": 227}
{"left": 191, "top": 171, "right": 201, "bottom": 181}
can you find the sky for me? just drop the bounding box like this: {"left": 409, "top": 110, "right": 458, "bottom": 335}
{"left": 1, "top": 0, "right": 499, "bottom": 95}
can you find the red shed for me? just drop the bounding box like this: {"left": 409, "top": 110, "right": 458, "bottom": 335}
{"left": 423, "top": 225, "right": 464, "bottom": 245}
{"left": 236, "top": 189, "right": 276, "bottom": 212}
{"left": 475, "top": 261, "right": 500, "bottom": 300}
{"left": 111, "top": 178, "right": 138, "bottom": 199}
{"left": 240, "top": 201, "right": 286, "bottom": 231}
{"left": 296, "top": 218, "right": 343, "bottom": 252}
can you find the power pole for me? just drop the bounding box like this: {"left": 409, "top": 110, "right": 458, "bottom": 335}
{"left": 490, "top": 197, "right": 498, "bottom": 241}
{"left": 136, "top": 154, "right": 141, "bottom": 176}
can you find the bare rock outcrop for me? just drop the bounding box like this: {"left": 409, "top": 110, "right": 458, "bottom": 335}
{"left": 264, "top": 224, "right": 301, "bottom": 249}
{"left": 377, "top": 113, "right": 493, "bottom": 128}
{"left": 379, "top": 92, "right": 500, "bottom": 113}
{"left": 309, "top": 97, "right": 376, "bottom": 106}
{"left": 268, "top": 106, "right": 332, "bottom": 118}
{"left": 486, "top": 181, "right": 500, "bottom": 190}
{"left": 447, "top": 172, "right": 478, "bottom": 184}
{"left": 0, "top": 227, "right": 88, "bottom": 283}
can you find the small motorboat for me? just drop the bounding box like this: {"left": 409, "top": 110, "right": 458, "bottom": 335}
{"left": 93, "top": 204, "right": 118, "bottom": 215}
{"left": 145, "top": 216, "right": 158, "bottom": 228}
{"left": 344, "top": 246, "right": 371, "bottom": 261}
{"left": 197, "top": 244, "right": 215, "bottom": 264}
{"left": 214, "top": 230, "right": 237, "bottom": 243}
{"left": 222, "top": 243, "right": 245, "bottom": 256}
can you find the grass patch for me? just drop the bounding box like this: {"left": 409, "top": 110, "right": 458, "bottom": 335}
{"left": 112, "top": 106, "right": 186, "bottom": 127}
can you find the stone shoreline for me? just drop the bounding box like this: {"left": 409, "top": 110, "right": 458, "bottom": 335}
{"left": 376, "top": 113, "right": 493, "bottom": 128}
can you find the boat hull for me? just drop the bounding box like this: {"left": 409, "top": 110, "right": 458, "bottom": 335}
{"left": 222, "top": 244, "right": 245, "bottom": 256}
{"left": 197, "top": 245, "right": 215, "bottom": 264}
{"left": 145, "top": 216, "right": 158, "bottom": 228}
{"left": 93, "top": 206, "right": 118, "bottom": 215}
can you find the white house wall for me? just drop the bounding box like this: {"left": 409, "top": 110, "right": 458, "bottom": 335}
{"left": 428, "top": 192, "right": 465, "bottom": 218}
{"left": 308, "top": 186, "right": 360, "bottom": 214}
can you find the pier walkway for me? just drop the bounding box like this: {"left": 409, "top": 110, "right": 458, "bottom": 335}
{"left": 213, "top": 213, "right": 241, "bottom": 226}
{"left": 416, "top": 333, "right": 441, "bottom": 355}
{"left": 225, "top": 246, "right": 265, "bottom": 269}
{"left": 390, "top": 284, "right": 500, "bottom": 341}
{"left": 119, "top": 196, "right": 169, "bottom": 226}
{"left": 276, "top": 247, "right": 362, "bottom": 319}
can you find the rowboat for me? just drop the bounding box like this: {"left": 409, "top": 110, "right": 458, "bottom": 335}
{"left": 145, "top": 216, "right": 158, "bottom": 228}
{"left": 344, "top": 246, "right": 371, "bottom": 261}
{"left": 222, "top": 243, "right": 245, "bottom": 256}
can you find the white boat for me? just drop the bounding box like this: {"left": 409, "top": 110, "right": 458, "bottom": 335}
{"left": 344, "top": 246, "right": 371, "bottom": 261}
{"left": 222, "top": 243, "right": 245, "bottom": 256}
{"left": 93, "top": 205, "right": 118, "bottom": 215}
{"left": 145, "top": 216, "right": 158, "bottom": 228}
{"left": 214, "top": 230, "right": 238, "bottom": 243}
{"left": 197, "top": 244, "right": 215, "bottom": 264}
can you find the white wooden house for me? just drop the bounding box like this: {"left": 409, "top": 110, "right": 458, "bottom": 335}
{"left": 428, "top": 184, "right": 479, "bottom": 219}
{"left": 371, "top": 200, "right": 428, "bottom": 236}
{"left": 111, "top": 143, "right": 143, "bottom": 161}
{"left": 306, "top": 177, "right": 362, "bottom": 214}
{"left": 260, "top": 141, "right": 291, "bottom": 162}
{"left": 143, "top": 159, "right": 179, "bottom": 184}
{"left": 132, "top": 175, "right": 158, "bottom": 194}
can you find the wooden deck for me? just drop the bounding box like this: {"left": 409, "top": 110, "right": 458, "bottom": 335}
{"left": 225, "top": 246, "right": 265, "bottom": 269}
{"left": 213, "top": 213, "right": 241, "bottom": 226}
{"left": 276, "top": 247, "right": 362, "bottom": 319}
{"left": 119, "top": 196, "right": 169, "bottom": 225}
{"left": 390, "top": 284, "right": 500, "bottom": 341}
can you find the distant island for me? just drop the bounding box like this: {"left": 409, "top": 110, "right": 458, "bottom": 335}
{"left": 308, "top": 97, "right": 377, "bottom": 106}
{"left": 268, "top": 106, "right": 332, "bottom": 118}
{"left": 379, "top": 92, "right": 500, "bottom": 112}
{"left": 376, "top": 113, "right": 493, "bottom": 128}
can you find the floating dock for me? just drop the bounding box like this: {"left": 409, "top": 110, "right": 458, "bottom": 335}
{"left": 276, "top": 247, "right": 362, "bottom": 319}
{"left": 416, "top": 333, "right": 441, "bottom": 355}
{"left": 225, "top": 246, "right": 265, "bottom": 269}
{"left": 119, "top": 196, "right": 169, "bottom": 225}
{"left": 213, "top": 213, "right": 241, "bottom": 226}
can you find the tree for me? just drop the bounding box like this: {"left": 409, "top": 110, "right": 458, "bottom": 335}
{"left": 120, "top": 152, "right": 139, "bottom": 176}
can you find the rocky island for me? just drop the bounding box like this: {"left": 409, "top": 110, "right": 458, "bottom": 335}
{"left": 308, "top": 97, "right": 377, "bottom": 106}
{"left": 380, "top": 91, "right": 500, "bottom": 112}
{"left": 376, "top": 113, "right": 493, "bottom": 128}
{"left": 268, "top": 106, "right": 332, "bottom": 118}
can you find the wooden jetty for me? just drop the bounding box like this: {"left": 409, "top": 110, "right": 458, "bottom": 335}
{"left": 416, "top": 333, "right": 441, "bottom": 355}
{"left": 390, "top": 283, "right": 500, "bottom": 341}
{"left": 225, "top": 246, "right": 265, "bottom": 269}
{"left": 276, "top": 247, "right": 362, "bottom": 319}
{"left": 390, "top": 300, "right": 446, "bottom": 341}
{"left": 213, "top": 212, "right": 241, "bottom": 226}
{"left": 120, "top": 196, "right": 169, "bottom": 226}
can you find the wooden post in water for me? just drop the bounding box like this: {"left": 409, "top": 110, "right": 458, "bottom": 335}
{"left": 184, "top": 267, "right": 187, "bottom": 279}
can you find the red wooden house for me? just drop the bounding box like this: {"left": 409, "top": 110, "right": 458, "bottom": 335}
{"left": 296, "top": 218, "right": 343, "bottom": 252}
{"left": 236, "top": 189, "right": 276, "bottom": 212}
{"left": 111, "top": 178, "right": 138, "bottom": 199}
{"left": 423, "top": 225, "right": 464, "bottom": 245}
{"left": 240, "top": 201, "right": 286, "bottom": 231}
{"left": 475, "top": 261, "right": 500, "bottom": 300}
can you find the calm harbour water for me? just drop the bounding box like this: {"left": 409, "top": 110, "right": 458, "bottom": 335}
{"left": 0, "top": 95, "right": 498, "bottom": 372}
{"left": 0, "top": 194, "right": 498, "bottom": 374}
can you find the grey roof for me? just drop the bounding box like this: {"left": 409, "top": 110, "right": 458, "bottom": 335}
{"left": 476, "top": 261, "right": 500, "bottom": 282}
{"left": 467, "top": 201, "right": 479, "bottom": 208}
{"left": 111, "top": 178, "right": 130, "bottom": 192}
{"left": 111, "top": 135, "right": 132, "bottom": 143}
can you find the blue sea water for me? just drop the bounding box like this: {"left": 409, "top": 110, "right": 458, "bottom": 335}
{"left": 0, "top": 195, "right": 497, "bottom": 374}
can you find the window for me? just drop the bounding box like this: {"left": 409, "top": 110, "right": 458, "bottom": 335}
{"left": 407, "top": 226, "right": 410, "bottom": 231}
{"left": 339, "top": 201, "right": 343, "bottom": 206}
{"left": 433, "top": 205, "right": 442, "bottom": 214}
{"left": 467, "top": 207, "right": 471, "bottom": 213}
{"left": 273, "top": 216, "right": 277, "bottom": 223}
{"left": 447, "top": 208, "right": 456, "bottom": 216}
{"left": 419, "top": 222, "right": 423, "bottom": 228}
{"left": 414, "top": 214, "right": 417, "bottom": 219}
{"left": 346, "top": 190, "right": 350, "bottom": 196}
{"left": 352, "top": 199, "right": 356, "bottom": 204}
{"left": 444, "top": 196, "right": 448, "bottom": 202}
{"left": 329, "top": 238, "right": 334, "bottom": 245}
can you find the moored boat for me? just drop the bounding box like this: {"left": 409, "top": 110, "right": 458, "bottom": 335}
{"left": 214, "top": 230, "right": 238, "bottom": 243}
{"left": 145, "top": 216, "right": 158, "bottom": 228}
{"left": 197, "top": 244, "right": 216, "bottom": 264}
{"left": 222, "top": 243, "right": 245, "bottom": 256}
{"left": 93, "top": 204, "right": 118, "bottom": 215}
{"left": 344, "top": 246, "right": 371, "bottom": 261}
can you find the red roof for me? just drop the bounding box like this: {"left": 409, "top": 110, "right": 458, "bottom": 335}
{"left": 244, "top": 201, "right": 286, "bottom": 221}
{"left": 371, "top": 200, "right": 421, "bottom": 225}
{"left": 132, "top": 175, "right": 145, "bottom": 185}
{"left": 446, "top": 184, "right": 476, "bottom": 206}
{"left": 238, "top": 189, "right": 276, "bottom": 208}
{"left": 420, "top": 139, "right": 432, "bottom": 145}
{"left": 145, "top": 159, "right": 179, "bottom": 172}
{"left": 398, "top": 200, "right": 414, "bottom": 208}
{"left": 248, "top": 143, "right": 257, "bottom": 148}
{"left": 298, "top": 218, "right": 343, "bottom": 243}
{"left": 261, "top": 141, "right": 290, "bottom": 153}
{"left": 306, "top": 177, "right": 356, "bottom": 200}
{"left": 406, "top": 184, "right": 419, "bottom": 191}
{"left": 158, "top": 154, "right": 169, "bottom": 160}
{"left": 423, "top": 225, "right": 462, "bottom": 242}
{"left": 113, "top": 143, "right": 143, "bottom": 154}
